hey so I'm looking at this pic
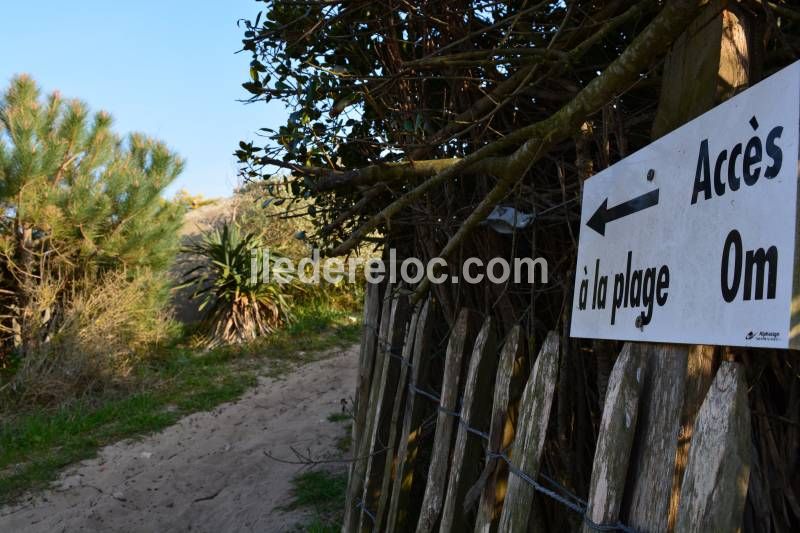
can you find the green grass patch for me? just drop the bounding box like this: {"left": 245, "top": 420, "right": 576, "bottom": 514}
{"left": 0, "top": 350, "right": 256, "bottom": 502}
{"left": 335, "top": 429, "right": 352, "bottom": 454}
{"left": 0, "top": 299, "right": 361, "bottom": 504}
{"left": 327, "top": 412, "right": 351, "bottom": 423}
{"left": 287, "top": 470, "right": 348, "bottom": 532}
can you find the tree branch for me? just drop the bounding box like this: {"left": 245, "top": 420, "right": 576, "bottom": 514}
{"left": 324, "top": 0, "right": 703, "bottom": 264}
{"left": 312, "top": 158, "right": 463, "bottom": 191}
{"left": 410, "top": 0, "right": 706, "bottom": 300}
{"left": 293, "top": 1, "right": 659, "bottom": 193}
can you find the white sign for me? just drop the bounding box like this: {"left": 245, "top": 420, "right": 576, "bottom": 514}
{"left": 571, "top": 60, "right": 800, "bottom": 349}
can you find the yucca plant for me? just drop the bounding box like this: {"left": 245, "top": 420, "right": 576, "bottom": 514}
{"left": 179, "top": 222, "right": 295, "bottom": 347}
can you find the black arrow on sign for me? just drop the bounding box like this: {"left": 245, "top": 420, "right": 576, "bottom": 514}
{"left": 586, "top": 188, "right": 660, "bottom": 236}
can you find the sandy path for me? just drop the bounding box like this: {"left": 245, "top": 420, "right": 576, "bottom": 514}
{"left": 0, "top": 346, "right": 358, "bottom": 533}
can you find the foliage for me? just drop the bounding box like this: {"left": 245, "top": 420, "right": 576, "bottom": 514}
{"left": 288, "top": 470, "right": 348, "bottom": 532}
{"left": 234, "top": 180, "right": 311, "bottom": 259}
{"left": 173, "top": 188, "right": 217, "bottom": 210}
{"left": 236, "top": 1, "right": 800, "bottom": 256}
{"left": 0, "top": 75, "right": 184, "bottom": 390}
{"left": 237, "top": 2, "right": 800, "bottom": 531}
{"left": 327, "top": 411, "right": 350, "bottom": 423}
{"left": 179, "top": 221, "right": 295, "bottom": 347}
{"left": 9, "top": 270, "right": 176, "bottom": 403}
{"left": 234, "top": 1, "right": 659, "bottom": 249}
{"left": 0, "top": 75, "right": 185, "bottom": 277}
{"left": 179, "top": 184, "right": 363, "bottom": 347}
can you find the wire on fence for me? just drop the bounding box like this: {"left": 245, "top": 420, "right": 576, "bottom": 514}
{"left": 358, "top": 325, "right": 638, "bottom": 533}
{"left": 355, "top": 499, "right": 377, "bottom": 525}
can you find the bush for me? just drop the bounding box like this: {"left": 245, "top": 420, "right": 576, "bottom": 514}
{"left": 0, "top": 75, "right": 185, "bottom": 399}
{"left": 233, "top": 180, "right": 312, "bottom": 259}
{"left": 173, "top": 189, "right": 217, "bottom": 210}
{"left": 179, "top": 222, "right": 296, "bottom": 347}
{"left": 8, "top": 270, "right": 176, "bottom": 404}
{"left": 232, "top": 181, "right": 367, "bottom": 313}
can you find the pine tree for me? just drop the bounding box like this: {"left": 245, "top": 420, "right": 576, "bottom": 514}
{"left": 0, "top": 75, "right": 185, "bottom": 356}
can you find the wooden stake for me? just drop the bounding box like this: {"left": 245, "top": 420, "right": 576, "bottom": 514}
{"left": 350, "top": 282, "right": 384, "bottom": 479}
{"left": 473, "top": 326, "right": 525, "bottom": 533}
{"left": 343, "top": 287, "right": 393, "bottom": 532}
{"left": 385, "top": 299, "right": 435, "bottom": 533}
{"left": 622, "top": 343, "right": 689, "bottom": 532}
{"left": 373, "top": 301, "right": 423, "bottom": 531}
{"left": 582, "top": 343, "right": 646, "bottom": 533}
{"left": 497, "top": 331, "right": 560, "bottom": 532}
{"left": 415, "top": 309, "right": 482, "bottom": 533}
{"left": 357, "top": 293, "right": 411, "bottom": 531}
{"left": 674, "top": 362, "right": 751, "bottom": 532}
{"left": 440, "top": 317, "right": 496, "bottom": 532}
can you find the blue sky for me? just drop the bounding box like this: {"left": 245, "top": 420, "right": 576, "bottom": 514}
{"left": 0, "top": 0, "right": 286, "bottom": 199}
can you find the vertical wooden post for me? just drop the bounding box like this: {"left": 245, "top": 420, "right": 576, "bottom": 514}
{"left": 651, "top": 1, "right": 751, "bottom": 140}
{"left": 373, "top": 302, "right": 423, "bottom": 531}
{"left": 350, "top": 282, "right": 384, "bottom": 478}
{"left": 344, "top": 288, "right": 394, "bottom": 533}
{"left": 497, "top": 331, "right": 560, "bottom": 532}
{"left": 622, "top": 343, "right": 689, "bottom": 532}
{"left": 473, "top": 326, "right": 525, "bottom": 533}
{"left": 582, "top": 343, "right": 647, "bottom": 533}
{"left": 623, "top": 3, "right": 752, "bottom": 531}
{"left": 357, "top": 292, "right": 412, "bottom": 532}
{"left": 674, "top": 362, "right": 751, "bottom": 532}
{"left": 415, "top": 309, "right": 482, "bottom": 533}
{"left": 439, "top": 317, "right": 496, "bottom": 532}
{"left": 385, "top": 299, "right": 435, "bottom": 533}
{"left": 668, "top": 344, "right": 718, "bottom": 528}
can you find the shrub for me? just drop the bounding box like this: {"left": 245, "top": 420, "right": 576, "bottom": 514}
{"left": 179, "top": 222, "right": 296, "bottom": 347}
{"left": 232, "top": 181, "right": 367, "bottom": 313}
{"left": 0, "top": 75, "right": 185, "bottom": 397}
{"left": 173, "top": 189, "right": 217, "bottom": 210}
{"left": 8, "top": 270, "right": 176, "bottom": 404}
{"left": 233, "top": 180, "right": 312, "bottom": 259}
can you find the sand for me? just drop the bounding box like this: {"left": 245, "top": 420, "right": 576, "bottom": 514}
{"left": 0, "top": 346, "right": 357, "bottom": 533}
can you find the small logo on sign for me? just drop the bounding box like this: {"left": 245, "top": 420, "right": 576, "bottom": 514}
{"left": 745, "top": 330, "right": 780, "bottom": 342}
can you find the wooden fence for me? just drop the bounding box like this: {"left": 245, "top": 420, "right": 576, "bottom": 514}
{"left": 343, "top": 283, "right": 751, "bottom": 532}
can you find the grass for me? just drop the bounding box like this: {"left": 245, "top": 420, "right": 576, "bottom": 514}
{"left": 288, "top": 400, "right": 353, "bottom": 531}
{"left": 0, "top": 297, "right": 361, "bottom": 505}
{"left": 335, "top": 428, "right": 352, "bottom": 453}
{"left": 329, "top": 413, "right": 353, "bottom": 454}
{"left": 327, "top": 412, "right": 351, "bottom": 423}
{"left": 287, "top": 470, "right": 348, "bottom": 532}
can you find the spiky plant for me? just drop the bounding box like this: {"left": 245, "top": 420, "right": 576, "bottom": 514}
{"left": 179, "top": 222, "right": 295, "bottom": 347}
